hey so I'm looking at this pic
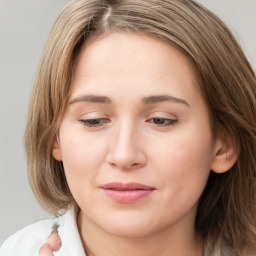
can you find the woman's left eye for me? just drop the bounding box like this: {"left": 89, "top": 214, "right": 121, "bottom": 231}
{"left": 148, "top": 117, "right": 177, "bottom": 126}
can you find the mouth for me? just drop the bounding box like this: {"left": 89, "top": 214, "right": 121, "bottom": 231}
{"left": 100, "top": 182, "right": 156, "bottom": 203}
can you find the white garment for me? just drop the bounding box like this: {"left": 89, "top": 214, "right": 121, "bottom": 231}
{"left": 0, "top": 208, "right": 86, "bottom": 256}
{"left": 1, "top": 208, "right": 228, "bottom": 256}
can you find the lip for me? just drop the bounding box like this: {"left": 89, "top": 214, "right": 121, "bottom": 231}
{"left": 100, "top": 182, "right": 156, "bottom": 203}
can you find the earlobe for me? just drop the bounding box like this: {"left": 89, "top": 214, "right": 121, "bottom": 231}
{"left": 211, "top": 137, "right": 239, "bottom": 174}
{"left": 52, "top": 140, "right": 62, "bottom": 161}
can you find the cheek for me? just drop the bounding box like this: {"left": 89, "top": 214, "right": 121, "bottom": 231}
{"left": 150, "top": 132, "right": 213, "bottom": 170}
{"left": 58, "top": 129, "right": 108, "bottom": 190}
{"left": 149, "top": 130, "right": 213, "bottom": 202}
{"left": 59, "top": 134, "right": 108, "bottom": 210}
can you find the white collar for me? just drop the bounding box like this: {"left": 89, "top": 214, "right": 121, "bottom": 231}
{"left": 55, "top": 208, "right": 86, "bottom": 256}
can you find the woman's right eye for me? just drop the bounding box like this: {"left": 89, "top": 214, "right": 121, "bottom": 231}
{"left": 79, "top": 118, "right": 110, "bottom": 128}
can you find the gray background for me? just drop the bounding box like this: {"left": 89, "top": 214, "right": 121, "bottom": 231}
{"left": 0, "top": 0, "right": 255, "bottom": 245}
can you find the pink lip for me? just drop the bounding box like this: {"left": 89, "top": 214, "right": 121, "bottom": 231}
{"left": 100, "top": 182, "right": 156, "bottom": 203}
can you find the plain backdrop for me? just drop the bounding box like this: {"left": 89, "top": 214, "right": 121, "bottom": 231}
{"left": 0, "top": 0, "right": 255, "bottom": 245}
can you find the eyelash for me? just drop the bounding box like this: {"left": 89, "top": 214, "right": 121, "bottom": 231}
{"left": 148, "top": 117, "right": 178, "bottom": 126}
{"left": 79, "top": 118, "right": 110, "bottom": 127}
{"left": 79, "top": 117, "right": 177, "bottom": 128}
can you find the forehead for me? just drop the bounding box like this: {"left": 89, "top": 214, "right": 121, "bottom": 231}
{"left": 75, "top": 32, "right": 196, "bottom": 75}
{"left": 70, "top": 32, "right": 201, "bottom": 102}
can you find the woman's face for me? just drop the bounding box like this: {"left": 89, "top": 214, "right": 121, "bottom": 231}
{"left": 53, "top": 33, "right": 219, "bottom": 238}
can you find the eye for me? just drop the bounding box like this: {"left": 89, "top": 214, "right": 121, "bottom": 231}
{"left": 79, "top": 118, "right": 110, "bottom": 127}
{"left": 148, "top": 117, "right": 177, "bottom": 126}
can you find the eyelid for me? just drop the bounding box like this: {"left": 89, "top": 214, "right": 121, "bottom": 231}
{"left": 77, "top": 112, "right": 111, "bottom": 129}
{"left": 146, "top": 111, "right": 178, "bottom": 127}
{"left": 79, "top": 118, "right": 111, "bottom": 128}
{"left": 147, "top": 111, "right": 177, "bottom": 119}
{"left": 79, "top": 111, "right": 109, "bottom": 119}
{"left": 147, "top": 117, "right": 178, "bottom": 126}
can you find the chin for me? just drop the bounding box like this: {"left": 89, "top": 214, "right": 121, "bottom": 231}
{"left": 105, "top": 224, "right": 155, "bottom": 238}
{"left": 98, "top": 213, "right": 160, "bottom": 238}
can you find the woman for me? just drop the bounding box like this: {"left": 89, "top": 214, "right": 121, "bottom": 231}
{"left": 1, "top": 0, "right": 256, "bottom": 255}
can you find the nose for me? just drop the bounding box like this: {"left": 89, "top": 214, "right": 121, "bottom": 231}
{"left": 106, "top": 123, "right": 147, "bottom": 170}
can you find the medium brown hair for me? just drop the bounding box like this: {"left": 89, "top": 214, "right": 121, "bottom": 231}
{"left": 25, "top": 0, "right": 256, "bottom": 254}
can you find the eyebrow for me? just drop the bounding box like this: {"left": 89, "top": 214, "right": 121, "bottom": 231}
{"left": 69, "top": 95, "right": 111, "bottom": 104}
{"left": 142, "top": 95, "right": 190, "bottom": 107}
{"left": 69, "top": 94, "right": 189, "bottom": 107}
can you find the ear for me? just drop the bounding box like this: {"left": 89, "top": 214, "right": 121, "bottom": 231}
{"left": 211, "top": 136, "right": 239, "bottom": 174}
{"left": 52, "top": 139, "right": 62, "bottom": 161}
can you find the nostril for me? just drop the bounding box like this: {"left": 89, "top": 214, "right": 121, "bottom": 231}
{"left": 106, "top": 136, "right": 147, "bottom": 169}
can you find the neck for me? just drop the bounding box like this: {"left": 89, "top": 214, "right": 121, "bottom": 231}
{"left": 77, "top": 211, "right": 204, "bottom": 256}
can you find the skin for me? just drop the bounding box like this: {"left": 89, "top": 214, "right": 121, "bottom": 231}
{"left": 39, "top": 230, "right": 61, "bottom": 256}
{"left": 52, "top": 32, "right": 236, "bottom": 256}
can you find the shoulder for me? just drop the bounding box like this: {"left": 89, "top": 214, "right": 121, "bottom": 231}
{"left": 0, "top": 216, "right": 60, "bottom": 256}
